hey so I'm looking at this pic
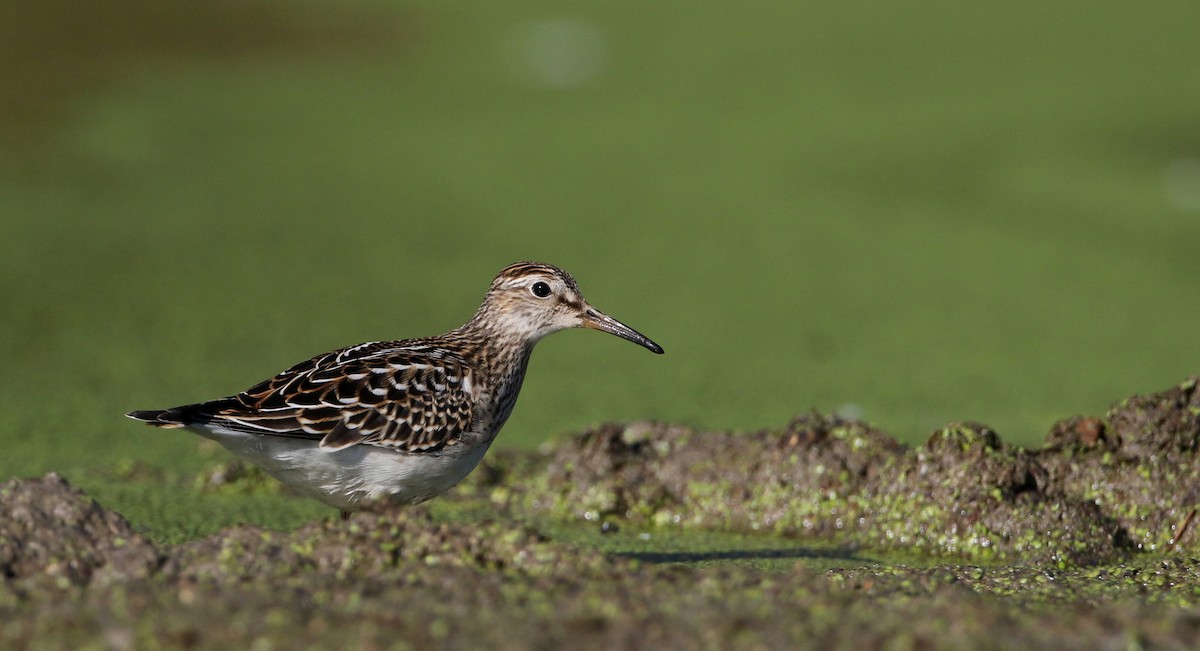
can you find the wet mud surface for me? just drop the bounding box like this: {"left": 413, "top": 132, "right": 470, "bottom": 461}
{"left": 516, "top": 378, "right": 1200, "bottom": 565}
{"left": 6, "top": 379, "right": 1200, "bottom": 649}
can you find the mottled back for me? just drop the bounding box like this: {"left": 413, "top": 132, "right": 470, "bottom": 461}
{"left": 200, "top": 341, "right": 477, "bottom": 452}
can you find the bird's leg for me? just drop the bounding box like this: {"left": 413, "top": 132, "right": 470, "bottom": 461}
{"left": 340, "top": 510, "right": 351, "bottom": 522}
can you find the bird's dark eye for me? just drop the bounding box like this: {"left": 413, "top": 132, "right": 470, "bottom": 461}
{"left": 531, "top": 281, "right": 552, "bottom": 298}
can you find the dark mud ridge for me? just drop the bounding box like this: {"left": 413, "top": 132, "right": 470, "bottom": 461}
{"left": 488, "top": 377, "right": 1200, "bottom": 566}
{"left": 5, "top": 379, "right": 1200, "bottom": 649}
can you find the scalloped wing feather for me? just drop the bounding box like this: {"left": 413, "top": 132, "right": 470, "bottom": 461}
{"left": 212, "top": 343, "right": 477, "bottom": 453}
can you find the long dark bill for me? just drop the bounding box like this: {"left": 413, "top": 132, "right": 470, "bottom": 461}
{"left": 582, "top": 308, "right": 664, "bottom": 354}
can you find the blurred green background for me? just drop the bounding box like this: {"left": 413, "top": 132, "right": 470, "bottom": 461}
{"left": 3, "top": 1, "right": 1200, "bottom": 531}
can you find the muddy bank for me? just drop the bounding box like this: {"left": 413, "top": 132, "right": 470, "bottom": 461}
{"left": 6, "top": 379, "right": 1200, "bottom": 648}
{"left": 496, "top": 378, "right": 1200, "bottom": 565}
{"left": 4, "top": 473, "right": 1200, "bottom": 650}
{"left": 0, "top": 473, "right": 613, "bottom": 590}
{"left": 0, "top": 473, "right": 159, "bottom": 588}
{"left": 7, "top": 560, "right": 1200, "bottom": 651}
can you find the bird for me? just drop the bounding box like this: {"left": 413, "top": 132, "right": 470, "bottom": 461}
{"left": 127, "top": 261, "right": 663, "bottom": 519}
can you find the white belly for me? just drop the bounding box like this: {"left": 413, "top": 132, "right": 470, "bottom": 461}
{"left": 190, "top": 426, "right": 494, "bottom": 511}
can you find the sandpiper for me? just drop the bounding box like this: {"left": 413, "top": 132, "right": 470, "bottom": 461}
{"left": 127, "top": 262, "right": 663, "bottom": 517}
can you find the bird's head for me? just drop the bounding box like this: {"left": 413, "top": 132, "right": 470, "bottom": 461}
{"left": 476, "top": 261, "right": 664, "bottom": 354}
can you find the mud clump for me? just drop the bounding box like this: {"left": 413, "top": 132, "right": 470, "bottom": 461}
{"left": 0, "top": 473, "right": 159, "bottom": 587}
{"left": 1105, "top": 377, "right": 1200, "bottom": 457}
{"left": 1037, "top": 378, "right": 1200, "bottom": 554}
{"left": 535, "top": 417, "right": 904, "bottom": 527}
{"left": 529, "top": 379, "right": 1200, "bottom": 565}
{"left": 880, "top": 422, "right": 1125, "bottom": 565}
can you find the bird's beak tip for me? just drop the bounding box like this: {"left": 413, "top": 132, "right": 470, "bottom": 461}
{"left": 582, "top": 309, "right": 663, "bottom": 355}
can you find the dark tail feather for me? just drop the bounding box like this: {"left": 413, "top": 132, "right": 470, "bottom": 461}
{"left": 127, "top": 398, "right": 244, "bottom": 429}
{"left": 126, "top": 408, "right": 191, "bottom": 429}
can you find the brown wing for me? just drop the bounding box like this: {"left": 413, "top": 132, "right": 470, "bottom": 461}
{"left": 208, "top": 342, "right": 477, "bottom": 452}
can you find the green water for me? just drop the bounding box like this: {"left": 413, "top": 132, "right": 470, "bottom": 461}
{"left": 3, "top": 0, "right": 1200, "bottom": 541}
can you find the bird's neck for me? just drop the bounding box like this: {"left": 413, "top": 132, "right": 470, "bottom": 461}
{"left": 449, "top": 317, "right": 536, "bottom": 438}
{"left": 450, "top": 315, "right": 537, "bottom": 388}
